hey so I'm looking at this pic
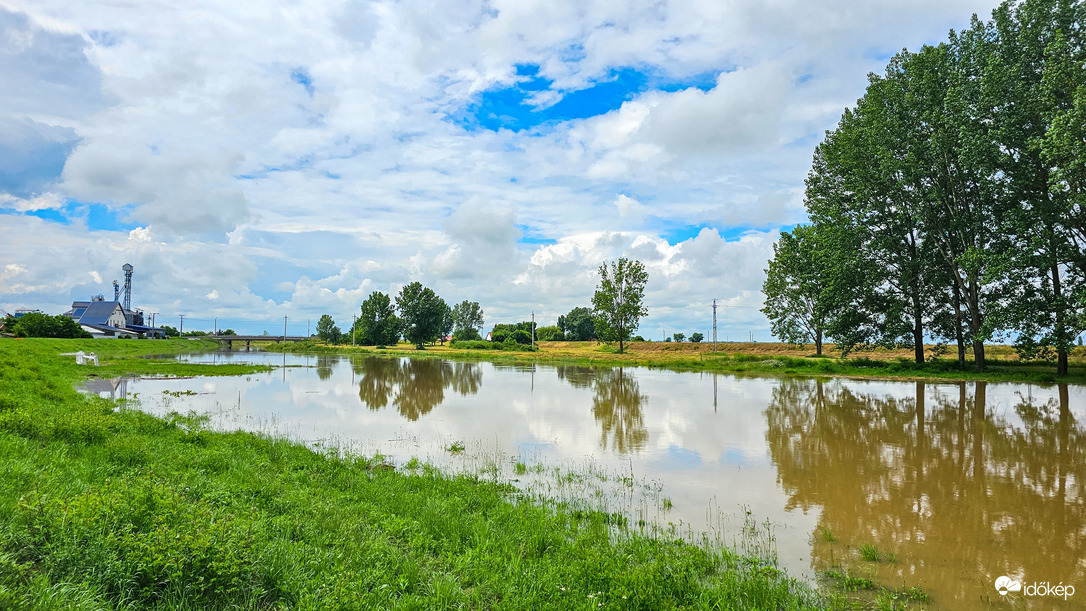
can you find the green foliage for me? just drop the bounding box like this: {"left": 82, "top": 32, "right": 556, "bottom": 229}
{"left": 761, "top": 226, "right": 836, "bottom": 356}
{"left": 690, "top": 332, "right": 704, "bottom": 343}
{"left": 356, "top": 291, "right": 402, "bottom": 346}
{"left": 672, "top": 332, "right": 686, "bottom": 343}
{"left": 396, "top": 282, "right": 447, "bottom": 349}
{"left": 316, "top": 314, "right": 342, "bottom": 344}
{"left": 451, "top": 327, "right": 481, "bottom": 342}
{"left": 451, "top": 300, "right": 485, "bottom": 338}
{"left": 557, "top": 307, "right": 596, "bottom": 341}
{"left": 159, "top": 325, "right": 180, "bottom": 338}
{"left": 591, "top": 258, "right": 648, "bottom": 353}
{"left": 535, "top": 325, "right": 563, "bottom": 341}
{"left": 5, "top": 313, "right": 91, "bottom": 339}
{"left": 490, "top": 322, "right": 535, "bottom": 345}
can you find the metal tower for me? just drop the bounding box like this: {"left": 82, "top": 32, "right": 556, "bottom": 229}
{"left": 113, "top": 280, "right": 120, "bottom": 302}
{"left": 122, "top": 263, "right": 133, "bottom": 311}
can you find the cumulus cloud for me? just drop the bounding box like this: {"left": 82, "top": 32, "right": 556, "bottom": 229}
{"left": 0, "top": 0, "right": 1004, "bottom": 335}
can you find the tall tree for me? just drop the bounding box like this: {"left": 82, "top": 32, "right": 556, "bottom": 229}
{"left": 986, "top": 0, "right": 1086, "bottom": 376}
{"left": 315, "top": 314, "right": 342, "bottom": 345}
{"left": 451, "top": 300, "right": 484, "bottom": 341}
{"left": 591, "top": 258, "right": 648, "bottom": 354}
{"left": 761, "top": 226, "right": 838, "bottom": 356}
{"left": 395, "top": 282, "right": 446, "bottom": 349}
{"left": 558, "top": 306, "right": 596, "bottom": 341}
{"left": 356, "top": 291, "right": 402, "bottom": 346}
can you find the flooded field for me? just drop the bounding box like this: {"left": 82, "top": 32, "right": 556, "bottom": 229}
{"left": 85, "top": 352, "right": 1086, "bottom": 608}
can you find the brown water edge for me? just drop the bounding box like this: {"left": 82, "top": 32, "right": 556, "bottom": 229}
{"left": 88, "top": 354, "right": 1085, "bottom": 609}
{"left": 772, "top": 378, "right": 1085, "bottom": 609}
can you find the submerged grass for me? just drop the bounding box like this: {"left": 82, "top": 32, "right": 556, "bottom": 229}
{"left": 0, "top": 338, "right": 840, "bottom": 609}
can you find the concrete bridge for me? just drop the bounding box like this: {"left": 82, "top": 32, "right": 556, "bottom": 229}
{"left": 208, "top": 334, "right": 311, "bottom": 349}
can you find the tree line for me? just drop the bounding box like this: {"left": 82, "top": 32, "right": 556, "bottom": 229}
{"left": 763, "top": 0, "right": 1086, "bottom": 374}
{"left": 318, "top": 258, "right": 652, "bottom": 353}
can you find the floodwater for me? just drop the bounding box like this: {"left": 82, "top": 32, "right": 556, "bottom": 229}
{"left": 86, "top": 352, "right": 1086, "bottom": 609}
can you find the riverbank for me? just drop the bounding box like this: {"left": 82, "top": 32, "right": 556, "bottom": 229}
{"left": 0, "top": 338, "right": 848, "bottom": 609}
{"left": 272, "top": 338, "right": 1086, "bottom": 385}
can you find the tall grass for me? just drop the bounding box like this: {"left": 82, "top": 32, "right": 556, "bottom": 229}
{"left": 0, "top": 338, "right": 840, "bottom": 609}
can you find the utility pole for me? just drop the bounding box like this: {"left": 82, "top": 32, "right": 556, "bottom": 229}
{"left": 712, "top": 299, "right": 718, "bottom": 352}
{"left": 531, "top": 311, "right": 535, "bottom": 349}
{"left": 283, "top": 316, "right": 288, "bottom": 339}
{"left": 179, "top": 314, "right": 184, "bottom": 336}
{"left": 307, "top": 319, "right": 310, "bottom": 337}
{"left": 353, "top": 315, "right": 357, "bottom": 346}
{"left": 214, "top": 317, "right": 217, "bottom": 334}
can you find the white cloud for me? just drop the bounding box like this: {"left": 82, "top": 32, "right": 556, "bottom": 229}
{"left": 0, "top": 0, "right": 1004, "bottom": 336}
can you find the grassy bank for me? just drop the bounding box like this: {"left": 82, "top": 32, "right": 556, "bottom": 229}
{"left": 0, "top": 338, "right": 841, "bottom": 609}
{"left": 272, "top": 339, "right": 1086, "bottom": 385}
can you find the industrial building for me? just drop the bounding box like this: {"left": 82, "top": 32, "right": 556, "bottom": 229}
{"left": 64, "top": 263, "right": 164, "bottom": 338}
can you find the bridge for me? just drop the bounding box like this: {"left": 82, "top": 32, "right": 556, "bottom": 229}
{"left": 208, "top": 334, "right": 311, "bottom": 349}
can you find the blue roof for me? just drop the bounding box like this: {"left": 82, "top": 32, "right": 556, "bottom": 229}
{"left": 78, "top": 301, "right": 123, "bottom": 326}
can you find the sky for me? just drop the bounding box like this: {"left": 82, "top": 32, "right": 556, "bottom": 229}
{"left": 0, "top": 0, "right": 1003, "bottom": 338}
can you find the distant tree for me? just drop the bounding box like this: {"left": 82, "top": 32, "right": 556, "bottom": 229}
{"left": 316, "top": 315, "right": 342, "bottom": 344}
{"left": 663, "top": 336, "right": 672, "bottom": 343}
{"left": 557, "top": 307, "right": 596, "bottom": 341}
{"left": 631, "top": 335, "right": 645, "bottom": 342}
{"left": 160, "top": 325, "right": 180, "bottom": 338}
{"left": 591, "top": 258, "right": 649, "bottom": 354}
{"left": 9, "top": 313, "right": 91, "bottom": 339}
{"left": 672, "top": 332, "right": 686, "bottom": 343}
{"left": 220, "top": 328, "right": 237, "bottom": 336}
{"left": 535, "top": 325, "right": 563, "bottom": 341}
{"left": 452, "top": 300, "right": 485, "bottom": 337}
{"left": 452, "top": 328, "right": 481, "bottom": 342}
{"left": 690, "top": 332, "right": 704, "bottom": 343}
{"left": 396, "top": 282, "right": 446, "bottom": 349}
{"left": 438, "top": 303, "right": 454, "bottom": 345}
{"left": 356, "top": 291, "right": 402, "bottom": 346}
{"left": 490, "top": 322, "right": 535, "bottom": 345}
{"left": 761, "top": 226, "right": 835, "bottom": 356}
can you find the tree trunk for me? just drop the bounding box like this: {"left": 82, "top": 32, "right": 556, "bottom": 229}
{"left": 815, "top": 328, "right": 823, "bottom": 356}
{"left": 910, "top": 274, "right": 925, "bottom": 364}
{"left": 1052, "top": 262, "right": 1069, "bottom": 376}
{"left": 913, "top": 313, "right": 925, "bottom": 364}
{"left": 952, "top": 281, "right": 966, "bottom": 368}
{"left": 965, "top": 279, "right": 985, "bottom": 372}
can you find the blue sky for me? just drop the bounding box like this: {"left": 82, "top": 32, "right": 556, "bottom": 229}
{"left": 0, "top": 0, "right": 1002, "bottom": 336}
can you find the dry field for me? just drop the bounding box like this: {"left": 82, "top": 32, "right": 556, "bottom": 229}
{"left": 533, "top": 340, "right": 1065, "bottom": 362}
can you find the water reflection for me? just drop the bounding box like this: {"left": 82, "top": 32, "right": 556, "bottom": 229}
{"left": 354, "top": 357, "right": 482, "bottom": 421}
{"left": 766, "top": 379, "right": 1085, "bottom": 608}
{"left": 316, "top": 354, "right": 335, "bottom": 381}
{"left": 557, "top": 365, "right": 648, "bottom": 453}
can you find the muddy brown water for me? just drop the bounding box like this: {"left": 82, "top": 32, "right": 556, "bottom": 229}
{"left": 84, "top": 352, "right": 1085, "bottom": 609}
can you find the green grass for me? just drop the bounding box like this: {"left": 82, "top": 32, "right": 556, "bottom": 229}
{"left": 858, "top": 543, "right": 895, "bottom": 564}
{"left": 0, "top": 338, "right": 841, "bottom": 609}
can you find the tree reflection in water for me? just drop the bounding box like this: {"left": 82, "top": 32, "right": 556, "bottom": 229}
{"left": 766, "top": 378, "right": 1084, "bottom": 608}
{"left": 316, "top": 354, "right": 335, "bottom": 381}
{"left": 355, "top": 357, "right": 482, "bottom": 421}
{"left": 557, "top": 365, "right": 648, "bottom": 454}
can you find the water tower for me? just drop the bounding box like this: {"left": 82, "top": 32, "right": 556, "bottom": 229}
{"left": 122, "top": 263, "right": 133, "bottom": 311}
